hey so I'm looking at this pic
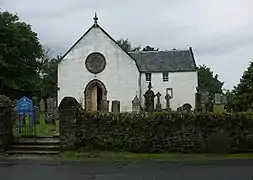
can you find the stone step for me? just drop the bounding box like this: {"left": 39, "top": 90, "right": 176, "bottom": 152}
{"left": 12, "top": 138, "right": 60, "bottom": 145}
{"left": 9, "top": 145, "right": 60, "bottom": 151}
{"left": 6, "top": 150, "right": 60, "bottom": 155}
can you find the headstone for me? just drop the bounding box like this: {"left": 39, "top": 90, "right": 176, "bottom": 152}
{"left": 47, "top": 98, "right": 54, "bottom": 114}
{"left": 214, "top": 93, "right": 221, "bottom": 104}
{"left": 165, "top": 94, "right": 172, "bottom": 111}
{"left": 101, "top": 100, "right": 109, "bottom": 112}
{"left": 143, "top": 82, "right": 155, "bottom": 112}
{"left": 221, "top": 95, "right": 228, "bottom": 104}
{"left": 111, "top": 100, "right": 120, "bottom": 113}
{"left": 33, "top": 106, "right": 40, "bottom": 124}
{"left": 132, "top": 96, "right": 140, "bottom": 113}
{"left": 195, "top": 87, "right": 202, "bottom": 112}
{"left": 39, "top": 99, "right": 45, "bottom": 113}
{"left": 155, "top": 92, "right": 162, "bottom": 111}
{"left": 201, "top": 92, "right": 209, "bottom": 104}
{"left": 182, "top": 103, "right": 192, "bottom": 112}
{"left": 32, "top": 96, "right": 39, "bottom": 107}
{"left": 53, "top": 97, "right": 58, "bottom": 118}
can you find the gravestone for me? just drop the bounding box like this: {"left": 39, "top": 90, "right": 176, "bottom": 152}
{"left": 182, "top": 103, "right": 192, "bottom": 112}
{"left": 53, "top": 97, "right": 58, "bottom": 118}
{"left": 32, "top": 96, "right": 39, "bottom": 107}
{"left": 165, "top": 94, "right": 172, "bottom": 111}
{"left": 132, "top": 96, "right": 140, "bottom": 113}
{"left": 47, "top": 98, "right": 54, "bottom": 114}
{"left": 39, "top": 99, "right": 45, "bottom": 113}
{"left": 111, "top": 100, "right": 120, "bottom": 113}
{"left": 195, "top": 87, "right": 202, "bottom": 112}
{"left": 214, "top": 93, "right": 221, "bottom": 104}
{"left": 33, "top": 106, "right": 40, "bottom": 124}
{"left": 201, "top": 92, "right": 210, "bottom": 112}
{"left": 155, "top": 92, "right": 162, "bottom": 111}
{"left": 101, "top": 100, "right": 109, "bottom": 112}
{"left": 201, "top": 92, "right": 209, "bottom": 104}
{"left": 221, "top": 95, "right": 228, "bottom": 104}
{"left": 144, "top": 82, "right": 155, "bottom": 112}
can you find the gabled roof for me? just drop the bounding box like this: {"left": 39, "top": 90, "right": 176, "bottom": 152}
{"left": 60, "top": 23, "right": 140, "bottom": 70}
{"left": 61, "top": 17, "right": 197, "bottom": 73}
{"left": 129, "top": 48, "right": 197, "bottom": 73}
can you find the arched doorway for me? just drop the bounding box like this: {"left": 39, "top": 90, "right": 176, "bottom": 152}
{"left": 84, "top": 79, "right": 107, "bottom": 111}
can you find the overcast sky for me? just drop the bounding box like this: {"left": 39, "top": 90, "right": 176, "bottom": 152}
{"left": 1, "top": 0, "right": 253, "bottom": 90}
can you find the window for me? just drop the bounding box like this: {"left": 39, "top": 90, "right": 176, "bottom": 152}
{"left": 166, "top": 88, "right": 173, "bottom": 98}
{"left": 145, "top": 73, "right": 151, "bottom": 81}
{"left": 163, "top": 72, "right": 169, "bottom": 82}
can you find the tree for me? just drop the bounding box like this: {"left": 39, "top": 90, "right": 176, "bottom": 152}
{"left": 225, "top": 61, "right": 253, "bottom": 111}
{"left": 198, "top": 65, "right": 224, "bottom": 96}
{"left": 142, "top": 46, "right": 159, "bottom": 51}
{"left": 116, "top": 38, "right": 141, "bottom": 52}
{"left": 39, "top": 49, "right": 61, "bottom": 99}
{"left": 0, "top": 11, "right": 43, "bottom": 99}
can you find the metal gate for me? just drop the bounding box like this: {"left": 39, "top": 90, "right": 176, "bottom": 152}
{"left": 12, "top": 110, "right": 36, "bottom": 138}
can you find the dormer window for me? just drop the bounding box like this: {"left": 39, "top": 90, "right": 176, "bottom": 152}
{"left": 163, "top": 72, "right": 169, "bottom": 82}
{"left": 145, "top": 73, "right": 151, "bottom": 81}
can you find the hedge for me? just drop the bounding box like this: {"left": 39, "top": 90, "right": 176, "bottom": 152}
{"left": 74, "top": 109, "right": 253, "bottom": 153}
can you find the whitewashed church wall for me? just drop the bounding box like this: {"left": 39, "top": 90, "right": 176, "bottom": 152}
{"left": 58, "top": 27, "right": 139, "bottom": 112}
{"left": 140, "top": 71, "right": 198, "bottom": 110}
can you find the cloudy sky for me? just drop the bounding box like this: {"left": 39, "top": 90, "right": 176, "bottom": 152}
{"left": 1, "top": 0, "right": 253, "bottom": 90}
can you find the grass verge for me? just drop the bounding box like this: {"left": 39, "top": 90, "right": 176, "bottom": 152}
{"left": 58, "top": 151, "right": 253, "bottom": 162}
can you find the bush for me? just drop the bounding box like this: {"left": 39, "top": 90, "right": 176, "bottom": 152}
{"left": 74, "top": 110, "right": 253, "bottom": 153}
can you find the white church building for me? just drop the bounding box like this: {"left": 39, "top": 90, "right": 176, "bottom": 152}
{"left": 58, "top": 15, "right": 198, "bottom": 112}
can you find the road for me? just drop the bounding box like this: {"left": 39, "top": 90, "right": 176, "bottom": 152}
{"left": 0, "top": 158, "right": 253, "bottom": 180}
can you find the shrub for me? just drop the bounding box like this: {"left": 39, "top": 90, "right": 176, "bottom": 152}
{"left": 74, "top": 110, "right": 253, "bottom": 153}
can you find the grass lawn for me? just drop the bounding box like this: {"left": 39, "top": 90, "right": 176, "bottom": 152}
{"left": 213, "top": 104, "right": 226, "bottom": 113}
{"left": 58, "top": 151, "right": 253, "bottom": 162}
{"left": 13, "top": 113, "right": 59, "bottom": 138}
{"left": 35, "top": 113, "right": 59, "bottom": 137}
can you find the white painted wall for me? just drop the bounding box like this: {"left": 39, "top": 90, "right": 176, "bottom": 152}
{"left": 140, "top": 71, "right": 198, "bottom": 110}
{"left": 58, "top": 26, "right": 139, "bottom": 112}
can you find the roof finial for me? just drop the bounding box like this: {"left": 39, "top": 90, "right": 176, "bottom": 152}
{"left": 94, "top": 12, "right": 98, "bottom": 25}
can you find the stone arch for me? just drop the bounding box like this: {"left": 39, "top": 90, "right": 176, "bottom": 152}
{"left": 84, "top": 79, "right": 107, "bottom": 111}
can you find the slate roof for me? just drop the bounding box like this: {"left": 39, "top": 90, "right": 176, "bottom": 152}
{"left": 61, "top": 17, "right": 197, "bottom": 73}
{"left": 129, "top": 49, "right": 197, "bottom": 73}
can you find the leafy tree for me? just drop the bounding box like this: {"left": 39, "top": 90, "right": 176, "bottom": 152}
{"left": 116, "top": 38, "right": 141, "bottom": 52}
{"left": 39, "top": 49, "right": 61, "bottom": 99}
{"left": 225, "top": 61, "right": 253, "bottom": 111}
{"left": 0, "top": 11, "right": 43, "bottom": 99}
{"left": 198, "top": 65, "right": 224, "bottom": 96}
{"left": 142, "top": 46, "right": 159, "bottom": 51}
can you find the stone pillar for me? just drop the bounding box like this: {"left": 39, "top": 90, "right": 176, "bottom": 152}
{"left": 111, "top": 100, "right": 120, "bottom": 113}
{"left": 0, "top": 95, "right": 14, "bottom": 152}
{"left": 58, "top": 97, "right": 80, "bottom": 150}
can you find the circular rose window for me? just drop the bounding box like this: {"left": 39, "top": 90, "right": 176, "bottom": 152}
{"left": 85, "top": 52, "right": 106, "bottom": 74}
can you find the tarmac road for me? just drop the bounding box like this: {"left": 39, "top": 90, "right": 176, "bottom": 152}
{"left": 0, "top": 158, "right": 253, "bottom": 180}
